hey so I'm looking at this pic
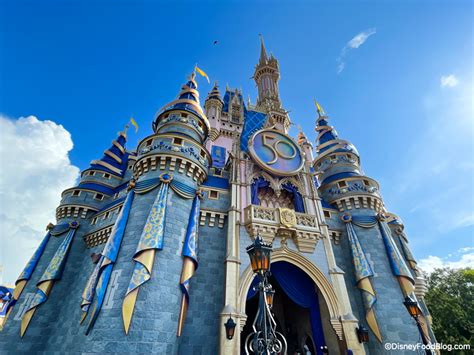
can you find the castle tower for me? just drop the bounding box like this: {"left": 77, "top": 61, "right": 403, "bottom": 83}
{"left": 253, "top": 36, "right": 291, "bottom": 133}
{"left": 314, "top": 108, "right": 436, "bottom": 353}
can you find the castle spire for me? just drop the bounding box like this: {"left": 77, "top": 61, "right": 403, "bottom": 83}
{"left": 156, "top": 73, "right": 208, "bottom": 129}
{"left": 206, "top": 81, "right": 222, "bottom": 102}
{"left": 89, "top": 126, "right": 129, "bottom": 177}
{"left": 259, "top": 34, "right": 268, "bottom": 64}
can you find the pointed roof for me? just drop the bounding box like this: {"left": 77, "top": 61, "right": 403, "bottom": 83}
{"left": 157, "top": 73, "right": 209, "bottom": 130}
{"left": 314, "top": 107, "right": 359, "bottom": 158}
{"left": 297, "top": 126, "right": 309, "bottom": 146}
{"left": 259, "top": 34, "right": 268, "bottom": 64}
{"left": 89, "top": 126, "right": 130, "bottom": 177}
{"left": 206, "top": 81, "right": 222, "bottom": 102}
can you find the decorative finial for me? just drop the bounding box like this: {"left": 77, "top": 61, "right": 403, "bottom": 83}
{"left": 119, "top": 124, "right": 129, "bottom": 138}
{"left": 314, "top": 99, "right": 326, "bottom": 118}
{"left": 297, "top": 124, "right": 308, "bottom": 145}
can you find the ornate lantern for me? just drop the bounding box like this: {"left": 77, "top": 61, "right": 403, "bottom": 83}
{"left": 403, "top": 297, "right": 420, "bottom": 318}
{"left": 265, "top": 288, "right": 275, "bottom": 307}
{"left": 224, "top": 316, "right": 237, "bottom": 340}
{"left": 246, "top": 234, "right": 272, "bottom": 275}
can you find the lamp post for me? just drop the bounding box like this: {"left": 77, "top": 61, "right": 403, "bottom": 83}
{"left": 403, "top": 297, "right": 432, "bottom": 355}
{"left": 244, "top": 235, "right": 287, "bottom": 355}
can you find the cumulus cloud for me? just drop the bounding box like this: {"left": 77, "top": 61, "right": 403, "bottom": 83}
{"left": 0, "top": 115, "right": 80, "bottom": 285}
{"left": 418, "top": 252, "right": 474, "bottom": 274}
{"left": 337, "top": 28, "right": 376, "bottom": 73}
{"left": 440, "top": 74, "right": 459, "bottom": 88}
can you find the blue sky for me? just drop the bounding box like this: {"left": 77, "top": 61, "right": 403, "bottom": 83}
{"left": 0, "top": 0, "right": 472, "bottom": 283}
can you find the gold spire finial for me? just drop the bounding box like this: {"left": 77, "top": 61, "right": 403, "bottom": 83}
{"left": 118, "top": 124, "right": 129, "bottom": 138}
{"left": 314, "top": 99, "right": 326, "bottom": 118}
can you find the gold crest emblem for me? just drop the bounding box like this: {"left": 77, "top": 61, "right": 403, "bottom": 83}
{"left": 279, "top": 208, "right": 297, "bottom": 228}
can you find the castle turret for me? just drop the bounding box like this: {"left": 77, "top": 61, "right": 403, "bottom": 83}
{"left": 57, "top": 128, "right": 131, "bottom": 223}
{"left": 254, "top": 36, "right": 281, "bottom": 109}
{"left": 313, "top": 109, "right": 383, "bottom": 213}
{"left": 205, "top": 82, "right": 224, "bottom": 141}
{"left": 253, "top": 36, "right": 291, "bottom": 133}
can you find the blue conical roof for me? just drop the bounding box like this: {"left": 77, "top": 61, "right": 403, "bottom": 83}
{"left": 157, "top": 73, "right": 210, "bottom": 131}
{"left": 89, "top": 129, "right": 129, "bottom": 177}
{"left": 315, "top": 114, "right": 359, "bottom": 157}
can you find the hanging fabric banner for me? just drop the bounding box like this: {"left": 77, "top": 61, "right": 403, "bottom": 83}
{"left": 177, "top": 192, "right": 201, "bottom": 336}
{"left": 122, "top": 173, "right": 172, "bottom": 334}
{"left": 3, "top": 223, "right": 59, "bottom": 326}
{"left": 394, "top": 227, "right": 418, "bottom": 271}
{"left": 83, "top": 185, "right": 136, "bottom": 334}
{"left": 20, "top": 221, "right": 79, "bottom": 337}
{"left": 377, "top": 214, "right": 415, "bottom": 297}
{"left": 341, "top": 213, "right": 382, "bottom": 342}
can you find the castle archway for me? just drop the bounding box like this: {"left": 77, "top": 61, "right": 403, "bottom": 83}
{"left": 238, "top": 245, "right": 345, "bottom": 354}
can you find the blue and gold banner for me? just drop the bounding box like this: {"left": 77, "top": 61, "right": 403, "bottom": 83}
{"left": 177, "top": 193, "right": 201, "bottom": 336}
{"left": 122, "top": 173, "right": 172, "bottom": 334}
{"left": 13, "top": 230, "right": 52, "bottom": 301}
{"left": 211, "top": 145, "right": 226, "bottom": 168}
{"left": 341, "top": 213, "right": 382, "bottom": 342}
{"left": 83, "top": 188, "right": 135, "bottom": 334}
{"left": 396, "top": 229, "right": 418, "bottom": 271}
{"left": 378, "top": 214, "right": 415, "bottom": 297}
{"left": 20, "top": 221, "right": 79, "bottom": 337}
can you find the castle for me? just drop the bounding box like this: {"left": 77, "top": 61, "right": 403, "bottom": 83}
{"left": 0, "top": 38, "right": 436, "bottom": 354}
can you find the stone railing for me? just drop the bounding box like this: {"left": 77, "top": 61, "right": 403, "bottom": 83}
{"left": 243, "top": 205, "right": 321, "bottom": 253}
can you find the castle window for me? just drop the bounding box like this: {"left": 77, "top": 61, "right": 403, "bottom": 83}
{"left": 323, "top": 210, "right": 331, "bottom": 218}
{"left": 173, "top": 137, "right": 183, "bottom": 146}
{"left": 146, "top": 139, "right": 153, "bottom": 147}
{"left": 103, "top": 173, "right": 111, "bottom": 179}
{"left": 209, "top": 190, "right": 219, "bottom": 199}
{"left": 104, "top": 211, "right": 110, "bottom": 220}
{"left": 181, "top": 113, "right": 188, "bottom": 118}
{"left": 88, "top": 171, "right": 95, "bottom": 176}
{"left": 91, "top": 217, "right": 98, "bottom": 225}
{"left": 338, "top": 181, "right": 347, "bottom": 188}
{"left": 214, "top": 168, "right": 223, "bottom": 177}
{"left": 200, "top": 150, "right": 206, "bottom": 158}
{"left": 72, "top": 190, "right": 81, "bottom": 197}
{"left": 117, "top": 206, "right": 122, "bottom": 215}
{"left": 94, "top": 193, "right": 104, "bottom": 201}
{"left": 163, "top": 113, "right": 169, "bottom": 118}
{"left": 363, "top": 180, "right": 370, "bottom": 186}
{"left": 198, "top": 121, "right": 203, "bottom": 128}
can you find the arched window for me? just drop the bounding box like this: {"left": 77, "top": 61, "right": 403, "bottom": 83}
{"left": 251, "top": 177, "right": 305, "bottom": 213}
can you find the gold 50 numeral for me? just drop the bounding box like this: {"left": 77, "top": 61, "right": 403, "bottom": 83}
{"left": 262, "top": 133, "right": 297, "bottom": 165}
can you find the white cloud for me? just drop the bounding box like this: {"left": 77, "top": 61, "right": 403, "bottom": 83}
{"left": 440, "top": 74, "right": 459, "bottom": 88}
{"left": 348, "top": 28, "right": 377, "bottom": 49}
{"left": 0, "top": 115, "right": 80, "bottom": 285}
{"left": 337, "top": 28, "right": 376, "bottom": 73}
{"left": 418, "top": 252, "right": 474, "bottom": 274}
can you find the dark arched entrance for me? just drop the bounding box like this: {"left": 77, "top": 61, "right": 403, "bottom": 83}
{"left": 242, "top": 261, "right": 329, "bottom": 355}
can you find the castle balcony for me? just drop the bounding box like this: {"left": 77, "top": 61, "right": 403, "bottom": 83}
{"left": 243, "top": 204, "right": 322, "bottom": 253}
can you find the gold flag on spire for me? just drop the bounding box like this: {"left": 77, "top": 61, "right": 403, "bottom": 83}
{"left": 129, "top": 117, "right": 139, "bottom": 133}
{"left": 314, "top": 99, "right": 325, "bottom": 117}
{"left": 194, "top": 65, "right": 210, "bottom": 84}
